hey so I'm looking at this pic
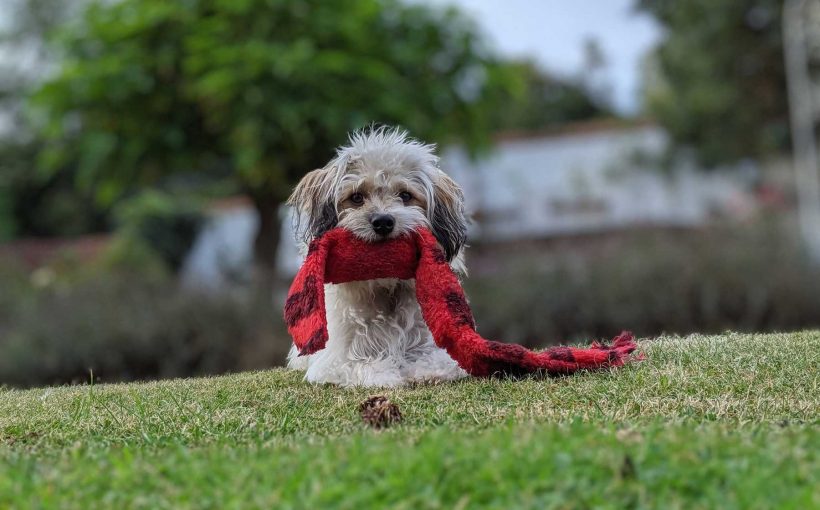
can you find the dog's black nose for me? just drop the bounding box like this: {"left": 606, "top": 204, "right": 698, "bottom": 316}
{"left": 371, "top": 214, "right": 395, "bottom": 236}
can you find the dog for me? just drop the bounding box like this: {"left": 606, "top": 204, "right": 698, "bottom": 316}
{"left": 286, "top": 127, "right": 470, "bottom": 387}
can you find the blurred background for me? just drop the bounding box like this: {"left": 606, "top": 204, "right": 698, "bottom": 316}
{"left": 2, "top": 0, "right": 819, "bottom": 388}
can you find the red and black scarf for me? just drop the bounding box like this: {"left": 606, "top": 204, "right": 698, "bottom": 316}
{"left": 285, "top": 227, "right": 638, "bottom": 377}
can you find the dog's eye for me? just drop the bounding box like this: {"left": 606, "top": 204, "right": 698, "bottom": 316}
{"left": 349, "top": 192, "right": 364, "bottom": 205}
{"left": 398, "top": 191, "right": 413, "bottom": 204}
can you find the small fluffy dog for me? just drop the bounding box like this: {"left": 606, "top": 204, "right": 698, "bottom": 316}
{"left": 286, "top": 127, "right": 469, "bottom": 387}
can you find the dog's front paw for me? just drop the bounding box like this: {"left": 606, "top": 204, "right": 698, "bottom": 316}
{"left": 402, "top": 348, "right": 468, "bottom": 384}
{"left": 350, "top": 360, "right": 405, "bottom": 387}
{"left": 303, "top": 357, "right": 405, "bottom": 387}
{"left": 286, "top": 344, "right": 310, "bottom": 371}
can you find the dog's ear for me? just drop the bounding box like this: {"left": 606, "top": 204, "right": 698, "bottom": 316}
{"left": 288, "top": 167, "right": 338, "bottom": 241}
{"left": 430, "top": 171, "right": 467, "bottom": 261}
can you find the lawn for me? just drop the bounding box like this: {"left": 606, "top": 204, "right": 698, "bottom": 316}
{"left": 1, "top": 332, "right": 818, "bottom": 509}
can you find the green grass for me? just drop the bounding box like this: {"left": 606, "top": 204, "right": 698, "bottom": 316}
{"left": 1, "top": 332, "right": 818, "bottom": 509}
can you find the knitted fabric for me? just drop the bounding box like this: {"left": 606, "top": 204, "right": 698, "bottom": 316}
{"left": 285, "top": 227, "right": 638, "bottom": 377}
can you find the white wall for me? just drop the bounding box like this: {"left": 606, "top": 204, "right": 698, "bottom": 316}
{"left": 180, "top": 204, "right": 302, "bottom": 289}
{"left": 443, "top": 125, "right": 751, "bottom": 241}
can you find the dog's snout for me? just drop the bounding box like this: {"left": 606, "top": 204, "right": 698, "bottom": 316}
{"left": 371, "top": 214, "right": 395, "bottom": 236}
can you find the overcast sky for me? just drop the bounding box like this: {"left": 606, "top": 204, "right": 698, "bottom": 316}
{"left": 419, "top": 0, "right": 664, "bottom": 115}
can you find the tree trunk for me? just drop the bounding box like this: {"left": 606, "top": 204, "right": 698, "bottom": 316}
{"left": 250, "top": 194, "right": 282, "bottom": 289}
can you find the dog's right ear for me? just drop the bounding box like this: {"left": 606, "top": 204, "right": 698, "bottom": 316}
{"left": 288, "top": 167, "right": 338, "bottom": 241}
{"left": 430, "top": 171, "right": 468, "bottom": 262}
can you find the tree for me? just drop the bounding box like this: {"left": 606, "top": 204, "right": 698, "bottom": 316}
{"left": 581, "top": 37, "right": 613, "bottom": 109}
{"left": 0, "top": 0, "right": 100, "bottom": 240}
{"left": 488, "top": 59, "right": 612, "bottom": 132}
{"left": 0, "top": 0, "right": 81, "bottom": 129}
{"left": 31, "top": 0, "right": 514, "bottom": 276}
{"left": 637, "top": 0, "right": 789, "bottom": 166}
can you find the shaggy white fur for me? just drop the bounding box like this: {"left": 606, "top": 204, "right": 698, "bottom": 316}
{"left": 286, "top": 279, "right": 466, "bottom": 387}
{"left": 286, "top": 127, "right": 469, "bottom": 387}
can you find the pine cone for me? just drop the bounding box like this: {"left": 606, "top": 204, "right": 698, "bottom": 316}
{"left": 359, "top": 395, "right": 402, "bottom": 429}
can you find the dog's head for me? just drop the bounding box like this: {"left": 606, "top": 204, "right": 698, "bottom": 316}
{"left": 288, "top": 127, "right": 467, "bottom": 261}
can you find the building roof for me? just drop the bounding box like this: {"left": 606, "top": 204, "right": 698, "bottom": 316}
{"left": 492, "top": 117, "right": 657, "bottom": 143}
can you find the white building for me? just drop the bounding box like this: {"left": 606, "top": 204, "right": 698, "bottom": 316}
{"left": 180, "top": 197, "right": 301, "bottom": 290}
{"left": 444, "top": 121, "right": 754, "bottom": 242}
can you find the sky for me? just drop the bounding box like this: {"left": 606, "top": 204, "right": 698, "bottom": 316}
{"left": 419, "top": 0, "right": 664, "bottom": 115}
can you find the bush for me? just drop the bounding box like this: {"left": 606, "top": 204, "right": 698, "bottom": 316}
{"left": 0, "top": 273, "right": 290, "bottom": 388}
{"left": 113, "top": 191, "right": 203, "bottom": 272}
{"left": 465, "top": 222, "right": 820, "bottom": 345}
{"left": 5, "top": 217, "right": 820, "bottom": 388}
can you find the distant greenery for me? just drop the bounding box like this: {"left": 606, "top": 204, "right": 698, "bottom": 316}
{"left": 113, "top": 191, "right": 203, "bottom": 271}
{"left": 467, "top": 219, "right": 820, "bottom": 344}
{"left": 3, "top": 217, "right": 820, "bottom": 388}
{"left": 638, "top": 0, "right": 789, "bottom": 166}
{"left": 0, "top": 139, "right": 109, "bottom": 239}
{"left": 1, "top": 0, "right": 609, "bottom": 248}
{"left": 0, "top": 0, "right": 99, "bottom": 240}
{"left": 1, "top": 332, "right": 818, "bottom": 507}
{"left": 489, "top": 59, "right": 612, "bottom": 132}
{"left": 28, "top": 0, "right": 521, "bottom": 271}
{"left": 0, "top": 270, "right": 289, "bottom": 388}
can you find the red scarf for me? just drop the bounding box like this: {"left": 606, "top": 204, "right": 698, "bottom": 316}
{"left": 285, "top": 227, "right": 638, "bottom": 377}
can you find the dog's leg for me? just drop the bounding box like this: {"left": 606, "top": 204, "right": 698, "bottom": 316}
{"left": 289, "top": 281, "right": 407, "bottom": 387}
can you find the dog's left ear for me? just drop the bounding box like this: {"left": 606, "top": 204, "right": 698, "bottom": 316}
{"left": 430, "top": 171, "right": 468, "bottom": 262}
{"left": 288, "top": 167, "right": 338, "bottom": 241}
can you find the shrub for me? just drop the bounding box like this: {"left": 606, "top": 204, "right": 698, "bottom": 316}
{"left": 0, "top": 274, "right": 290, "bottom": 388}
{"left": 113, "top": 191, "right": 203, "bottom": 272}
{"left": 4, "top": 218, "right": 820, "bottom": 388}
{"left": 465, "top": 222, "right": 820, "bottom": 345}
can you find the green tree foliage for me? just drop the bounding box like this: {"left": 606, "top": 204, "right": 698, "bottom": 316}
{"left": 31, "top": 0, "right": 516, "bottom": 270}
{"left": 489, "top": 60, "right": 611, "bottom": 132}
{"left": 637, "top": 0, "right": 788, "bottom": 166}
{"left": 0, "top": 0, "right": 101, "bottom": 240}
{"left": 0, "top": 141, "right": 108, "bottom": 238}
